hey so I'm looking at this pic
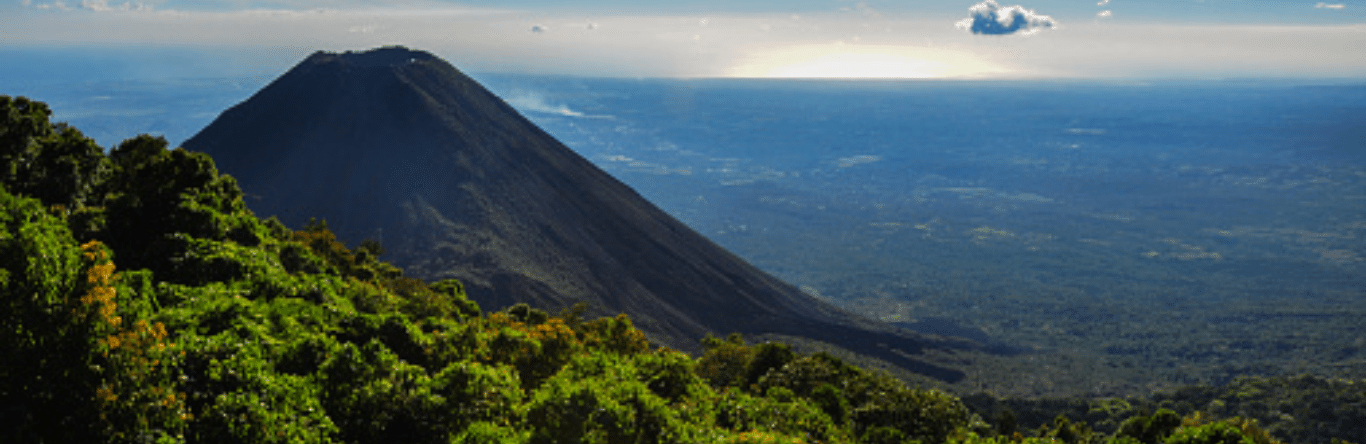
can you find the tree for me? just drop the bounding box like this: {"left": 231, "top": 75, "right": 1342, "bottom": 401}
{"left": 0, "top": 95, "right": 109, "bottom": 209}
{"left": 0, "top": 188, "right": 102, "bottom": 442}
{"left": 102, "top": 135, "right": 260, "bottom": 279}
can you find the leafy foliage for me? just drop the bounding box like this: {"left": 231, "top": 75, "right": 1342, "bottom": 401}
{"left": 961, "top": 374, "right": 1365, "bottom": 444}
{"left": 0, "top": 95, "right": 108, "bottom": 208}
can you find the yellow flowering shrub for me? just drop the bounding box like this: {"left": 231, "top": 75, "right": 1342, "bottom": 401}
{"left": 80, "top": 241, "right": 190, "bottom": 443}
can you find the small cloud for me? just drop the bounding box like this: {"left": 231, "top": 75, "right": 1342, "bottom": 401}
{"left": 348, "top": 24, "right": 377, "bottom": 34}
{"left": 1315, "top": 2, "right": 1346, "bottom": 9}
{"left": 530, "top": 24, "right": 548, "bottom": 33}
{"left": 77, "top": 0, "right": 150, "bottom": 12}
{"left": 1097, "top": 10, "right": 1113, "bottom": 18}
{"left": 840, "top": 0, "right": 878, "bottom": 16}
{"left": 21, "top": 0, "right": 32, "bottom": 6}
{"left": 81, "top": 0, "right": 110, "bottom": 11}
{"left": 239, "top": 8, "right": 332, "bottom": 17}
{"left": 1097, "top": 0, "right": 1110, "bottom": 5}
{"left": 836, "top": 155, "right": 882, "bottom": 168}
{"left": 37, "top": 0, "right": 72, "bottom": 10}
{"left": 955, "top": 0, "right": 1058, "bottom": 36}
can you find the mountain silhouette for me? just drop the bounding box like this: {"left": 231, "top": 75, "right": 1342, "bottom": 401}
{"left": 184, "top": 46, "right": 971, "bottom": 382}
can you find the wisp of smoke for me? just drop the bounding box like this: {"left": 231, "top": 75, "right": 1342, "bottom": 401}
{"left": 504, "top": 91, "right": 612, "bottom": 119}
{"left": 955, "top": 0, "right": 1057, "bottom": 36}
{"left": 505, "top": 91, "right": 580, "bottom": 117}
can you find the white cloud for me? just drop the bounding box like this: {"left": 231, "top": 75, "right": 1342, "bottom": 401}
{"left": 1097, "top": 10, "right": 1112, "bottom": 18}
{"left": 34, "top": 1, "right": 72, "bottom": 10}
{"left": 1315, "top": 2, "right": 1346, "bottom": 9}
{"left": 81, "top": 0, "right": 110, "bottom": 11}
{"left": 836, "top": 155, "right": 881, "bottom": 168}
{"left": 840, "top": 0, "right": 878, "bottom": 16}
{"left": 955, "top": 1, "right": 1057, "bottom": 36}
{"left": 56, "top": 0, "right": 154, "bottom": 12}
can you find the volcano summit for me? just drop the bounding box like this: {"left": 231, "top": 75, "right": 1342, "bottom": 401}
{"left": 184, "top": 46, "right": 970, "bottom": 381}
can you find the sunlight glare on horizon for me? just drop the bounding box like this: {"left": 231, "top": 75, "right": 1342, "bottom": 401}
{"left": 727, "top": 44, "right": 1009, "bottom": 79}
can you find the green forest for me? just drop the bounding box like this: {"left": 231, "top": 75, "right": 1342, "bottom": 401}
{"left": 1, "top": 94, "right": 1361, "bottom": 444}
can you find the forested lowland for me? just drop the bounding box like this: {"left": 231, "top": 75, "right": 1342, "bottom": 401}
{"left": 2, "top": 94, "right": 1361, "bottom": 444}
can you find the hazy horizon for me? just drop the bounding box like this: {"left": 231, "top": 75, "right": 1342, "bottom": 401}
{"left": 3, "top": 0, "right": 1365, "bottom": 82}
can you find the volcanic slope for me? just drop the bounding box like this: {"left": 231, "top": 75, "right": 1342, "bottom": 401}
{"left": 185, "top": 46, "right": 972, "bottom": 382}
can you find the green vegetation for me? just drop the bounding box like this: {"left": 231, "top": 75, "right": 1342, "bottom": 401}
{"left": 962, "top": 375, "right": 1366, "bottom": 444}
{"left": 1, "top": 95, "right": 1360, "bottom": 443}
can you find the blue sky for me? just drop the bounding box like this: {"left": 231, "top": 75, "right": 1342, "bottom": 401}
{"left": 2, "top": 0, "right": 1363, "bottom": 79}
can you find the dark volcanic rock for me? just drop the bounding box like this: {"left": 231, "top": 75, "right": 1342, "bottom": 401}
{"left": 185, "top": 46, "right": 967, "bottom": 381}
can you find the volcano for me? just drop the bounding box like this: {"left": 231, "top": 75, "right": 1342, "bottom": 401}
{"left": 184, "top": 46, "right": 969, "bottom": 382}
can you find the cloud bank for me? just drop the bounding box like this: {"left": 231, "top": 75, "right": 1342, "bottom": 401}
{"left": 955, "top": 0, "right": 1057, "bottom": 36}
{"left": 3, "top": 5, "right": 1364, "bottom": 79}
